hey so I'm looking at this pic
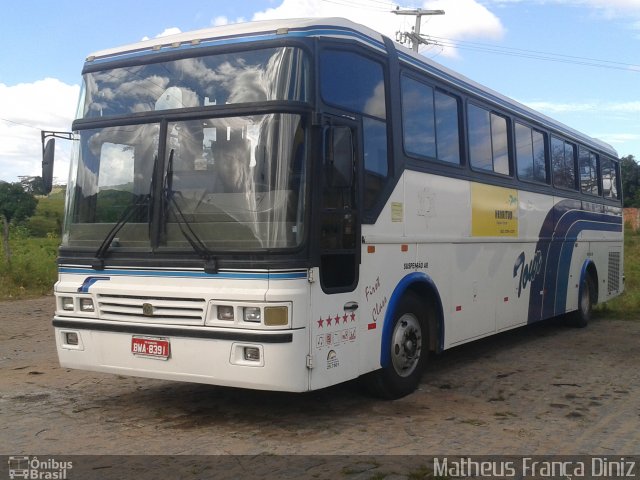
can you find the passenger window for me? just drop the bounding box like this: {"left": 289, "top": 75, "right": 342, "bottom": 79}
{"left": 601, "top": 158, "right": 620, "bottom": 200}
{"left": 579, "top": 147, "right": 600, "bottom": 195}
{"left": 516, "top": 122, "right": 547, "bottom": 183}
{"left": 552, "top": 137, "right": 577, "bottom": 190}
{"left": 401, "top": 76, "right": 436, "bottom": 158}
{"left": 400, "top": 75, "right": 461, "bottom": 164}
{"left": 435, "top": 91, "right": 461, "bottom": 164}
{"left": 363, "top": 117, "right": 388, "bottom": 211}
{"left": 320, "top": 50, "right": 386, "bottom": 119}
{"left": 468, "top": 103, "right": 509, "bottom": 175}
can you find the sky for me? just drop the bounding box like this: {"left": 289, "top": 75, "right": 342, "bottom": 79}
{"left": 0, "top": 0, "right": 638, "bottom": 184}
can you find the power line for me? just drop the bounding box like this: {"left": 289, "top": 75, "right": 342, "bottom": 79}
{"left": 0, "top": 117, "right": 44, "bottom": 132}
{"left": 426, "top": 36, "right": 640, "bottom": 72}
{"left": 427, "top": 35, "right": 640, "bottom": 70}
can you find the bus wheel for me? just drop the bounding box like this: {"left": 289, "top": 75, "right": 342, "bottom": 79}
{"left": 567, "top": 275, "right": 594, "bottom": 328}
{"left": 365, "top": 293, "right": 428, "bottom": 399}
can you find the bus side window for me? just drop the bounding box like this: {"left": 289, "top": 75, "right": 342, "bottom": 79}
{"left": 552, "top": 136, "right": 577, "bottom": 190}
{"left": 601, "top": 157, "right": 620, "bottom": 200}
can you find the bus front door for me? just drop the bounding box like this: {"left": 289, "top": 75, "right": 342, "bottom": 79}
{"left": 309, "top": 123, "right": 361, "bottom": 389}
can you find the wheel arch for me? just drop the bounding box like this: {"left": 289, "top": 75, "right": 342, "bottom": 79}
{"left": 380, "top": 272, "right": 444, "bottom": 368}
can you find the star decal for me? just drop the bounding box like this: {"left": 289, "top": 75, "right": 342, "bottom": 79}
{"left": 342, "top": 314, "right": 349, "bottom": 324}
{"left": 317, "top": 317, "right": 324, "bottom": 328}
{"left": 334, "top": 314, "right": 340, "bottom": 325}
{"left": 326, "top": 315, "right": 333, "bottom": 326}
{"left": 350, "top": 312, "right": 356, "bottom": 322}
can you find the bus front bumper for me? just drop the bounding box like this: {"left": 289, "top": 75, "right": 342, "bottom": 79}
{"left": 53, "top": 317, "right": 310, "bottom": 392}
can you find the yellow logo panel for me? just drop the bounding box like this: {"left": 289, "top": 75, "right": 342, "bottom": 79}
{"left": 471, "top": 183, "right": 518, "bottom": 237}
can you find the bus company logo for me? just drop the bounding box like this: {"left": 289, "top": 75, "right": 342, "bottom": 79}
{"left": 7, "top": 456, "right": 73, "bottom": 479}
{"left": 513, "top": 250, "right": 543, "bottom": 298}
{"left": 327, "top": 350, "right": 340, "bottom": 369}
{"left": 142, "top": 303, "right": 154, "bottom": 316}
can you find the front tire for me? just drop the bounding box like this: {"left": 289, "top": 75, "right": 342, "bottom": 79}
{"left": 365, "top": 293, "right": 429, "bottom": 399}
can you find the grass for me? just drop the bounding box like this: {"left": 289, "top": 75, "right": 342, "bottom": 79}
{"left": 0, "top": 232, "right": 59, "bottom": 300}
{"left": 595, "top": 226, "right": 640, "bottom": 319}
{"left": 1, "top": 205, "right": 639, "bottom": 311}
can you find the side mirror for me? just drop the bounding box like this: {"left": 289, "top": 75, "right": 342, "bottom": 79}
{"left": 42, "top": 138, "right": 55, "bottom": 194}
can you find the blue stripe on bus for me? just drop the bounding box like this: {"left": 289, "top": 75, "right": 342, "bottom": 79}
{"left": 59, "top": 267, "right": 307, "bottom": 280}
{"left": 77, "top": 276, "right": 111, "bottom": 293}
{"left": 527, "top": 201, "right": 622, "bottom": 322}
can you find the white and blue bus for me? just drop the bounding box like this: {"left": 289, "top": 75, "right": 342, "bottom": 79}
{"left": 42, "top": 18, "right": 623, "bottom": 398}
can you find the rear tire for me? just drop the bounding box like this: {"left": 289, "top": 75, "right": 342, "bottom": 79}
{"left": 364, "top": 293, "right": 429, "bottom": 399}
{"left": 566, "top": 274, "right": 594, "bottom": 328}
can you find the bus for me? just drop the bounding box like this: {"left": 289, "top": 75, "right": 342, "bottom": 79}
{"left": 42, "top": 17, "right": 623, "bottom": 399}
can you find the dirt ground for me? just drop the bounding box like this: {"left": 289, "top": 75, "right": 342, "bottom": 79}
{"left": 1, "top": 296, "right": 639, "bottom": 475}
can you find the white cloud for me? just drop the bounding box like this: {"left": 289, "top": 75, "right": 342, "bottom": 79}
{"left": 212, "top": 15, "right": 246, "bottom": 26}
{"left": 523, "top": 100, "right": 640, "bottom": 114}
{"left": 248, "top": 0, "right": 505, "bottom": 57}
{"left": 596, "top": 132, "right": 640, "bottom": 145}
{"left": 0, "top": 79, "right": 80, "bottom": 183}
{"left": 522, "top": 101, "right": 597, "bottom": 113}
{"left": 488, "top": 0, "right": 640, "bottom": 27}
{"left": 141, "top": 27, "right": 182, "bottom": 42}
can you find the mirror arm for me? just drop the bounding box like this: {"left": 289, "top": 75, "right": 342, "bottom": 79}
{"left": 40, "top": 130, "right": 75, "bottom": 194}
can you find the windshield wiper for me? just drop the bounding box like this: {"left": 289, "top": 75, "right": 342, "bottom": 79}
{"left": 163, "top": 149, "right": 218, "bottom": 274}
{"left": 92, "top": 193, "right": 150, "bottom": 270}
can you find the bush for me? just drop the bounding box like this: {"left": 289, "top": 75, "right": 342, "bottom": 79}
{"left": 0, "top": 236, "right": 59, "bottom": 299}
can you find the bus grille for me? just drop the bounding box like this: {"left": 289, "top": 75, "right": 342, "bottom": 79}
{"left": 608, "top": 251, "right": 621, "bottom": 295}
{"left": 97, "top": 294, "right": 207, "bottom": 325}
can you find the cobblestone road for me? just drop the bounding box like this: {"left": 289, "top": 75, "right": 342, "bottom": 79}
{"left": 1, "top": 297, "right": 639, "bottom": 477}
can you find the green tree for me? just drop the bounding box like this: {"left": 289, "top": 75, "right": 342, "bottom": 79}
{"left": 620, "top": 154, "right": 639, "bottom": 207}
{"left": 18, "top": 175, "right": 47, "bottom": 195}
{"left": 0, "top": 182, "right": 38, "bottom": 263}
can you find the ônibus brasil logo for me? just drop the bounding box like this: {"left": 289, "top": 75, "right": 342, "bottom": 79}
{"left": 7, "top": 456, "right": 73, "bottom": 479}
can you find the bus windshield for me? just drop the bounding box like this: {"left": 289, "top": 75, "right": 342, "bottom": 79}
{"left": 80, "top": 46, "right": 309, "bottom": 118}
{"left": 63, "top": 113, "right": 307, "bottom": 252}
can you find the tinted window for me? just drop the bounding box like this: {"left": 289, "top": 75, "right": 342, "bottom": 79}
{"left": 552, "top": 137, "right": 576, "bottom": 190}
{"left": 516, "top": 122, "right": 547, "bottom": 183}
{"left": 435, "top": 91, "right": 461, "bottom": 164}
{"left": 401, "top": 76, "right": 436, "bottom": 158}
{"left": 491, "top": 114, "right": 509, "bottom": 175}
{"left": 468, "top": 104, "right": 509, "bottom": 175}
{"left": 602, "top": 157, "right": 620, "bottom": 200}
{"left": 400, "top": 76, "right": 461, "bottom": 164}
{"left": 579, "top": 147, "right": 600, "bottom": 195}
{"left": 363, "top": 117, "right": 388, "bottom": 211}
{"left": 82, "top": 47, "right": 310, "bottom": 118}
{"left": 320, "top": 50, "right": 386, "bottom": 119}
{"left": 468, "top": 104, "right": 492, "bottom": 171}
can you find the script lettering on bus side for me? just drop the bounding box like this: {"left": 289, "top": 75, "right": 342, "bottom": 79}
{"left": 365, "top": 276, "right": 387, "bottom": 330}
{"left": 513, "top": 250, "right": 543, "bottom": 298}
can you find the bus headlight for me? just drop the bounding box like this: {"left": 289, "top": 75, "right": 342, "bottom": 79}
{"left": 217, "top": 305, "right": 234, "bottom": 321}
{"left": 243, "top": 307, "right": 261, "bottom": 322}
{"left": 79, "top": 298, "right": 95, "bottom": 312}
{"left": 61, "top": 297, "right": 75, "bottom": 311}
{"left": 264, "top": 306, "right": 288, "bottom": 326}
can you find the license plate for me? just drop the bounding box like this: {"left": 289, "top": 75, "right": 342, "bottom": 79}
{"left": 131, "top": 336, "right": 170, "bottom": 360}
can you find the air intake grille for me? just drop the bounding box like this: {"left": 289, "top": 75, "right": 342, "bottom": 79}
{"left": 608, "top": 251, "right": 621, "bottom": 295}
{"left": 97, "top": 294, "right": 206, "bottom": 325}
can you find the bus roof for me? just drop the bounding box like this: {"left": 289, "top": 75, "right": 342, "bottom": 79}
{"left": 85, "top": 17, "right": 617, "bottom": 158}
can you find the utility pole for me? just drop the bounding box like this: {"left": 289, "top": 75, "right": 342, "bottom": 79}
{"left": 392, "top": 7, "right": 445, "bottom": 52}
